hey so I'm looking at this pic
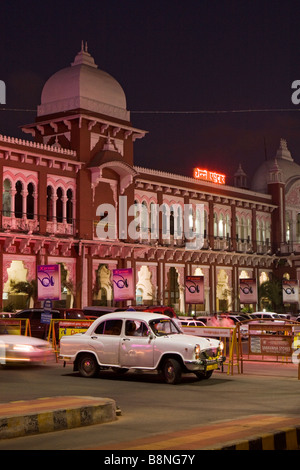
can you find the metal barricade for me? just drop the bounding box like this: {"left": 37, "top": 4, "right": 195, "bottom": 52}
{"left": 236, "top": 320, "right": 300, "bottom": 379}
{"left": 0, "top": 318, "right": 31, "bottom": 336}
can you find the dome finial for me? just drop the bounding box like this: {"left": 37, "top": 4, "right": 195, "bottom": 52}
{"left": 276, "top": 138, "right": 293, "bottom": 162}
{"left": 71, "top": 43, "right": 97, "bottom": 68}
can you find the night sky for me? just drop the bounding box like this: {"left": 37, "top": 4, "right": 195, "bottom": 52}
{"left": 1, "top": 0, "right": 300, "bottom": 186}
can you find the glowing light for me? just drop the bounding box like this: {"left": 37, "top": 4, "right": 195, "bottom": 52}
{"left": 193, "top": 168, "right": 226, "bottom": 185}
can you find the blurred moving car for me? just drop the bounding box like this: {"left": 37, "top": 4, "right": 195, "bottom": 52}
{"left": 0, "top": 335, "right": 54, "bottom": 366}
{"left": 60, "top": 311, "right": 225, "bottom": 384}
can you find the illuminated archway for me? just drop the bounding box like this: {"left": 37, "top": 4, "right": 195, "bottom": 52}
{"left": 216, "top": 269, "right": 231, "bottom": 312}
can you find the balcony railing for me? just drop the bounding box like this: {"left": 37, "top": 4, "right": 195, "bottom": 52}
{"left": 1, "top": 211, "right": 75, "bottom": 236}
{"left": 1, "top": 211, "right": 40, "bottom": 233}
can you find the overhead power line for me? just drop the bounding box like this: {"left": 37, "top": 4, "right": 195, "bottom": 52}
{"left": 131, "top": 108, "right": 300, "bottom": 114}
{"left": 0, "top": 107, "right": 300, "bottom": 114}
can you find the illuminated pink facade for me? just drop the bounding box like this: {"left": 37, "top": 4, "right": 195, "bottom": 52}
{"left": 1, "top": 45, "right": 299, "bottom": 313}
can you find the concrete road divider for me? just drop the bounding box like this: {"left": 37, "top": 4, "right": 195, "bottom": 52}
{"left": 0, "top": 396, "right": 119, "bottom": 439}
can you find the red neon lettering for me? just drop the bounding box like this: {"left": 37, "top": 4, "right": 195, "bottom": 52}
{"left": 193, "top": 167, "right": 226, "bottom": 185}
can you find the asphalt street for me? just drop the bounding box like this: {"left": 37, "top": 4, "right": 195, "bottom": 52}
{"left": 0, "top": 359, "right": 299, "bottom": 450}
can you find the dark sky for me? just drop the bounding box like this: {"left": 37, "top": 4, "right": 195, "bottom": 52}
{"left": 1, "top": 0, "right": 300, "bottom": 186}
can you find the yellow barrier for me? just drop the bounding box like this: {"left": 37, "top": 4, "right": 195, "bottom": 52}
{"left": 0, "top": 318, "right": 31, "bottom": 336}
{"left": 47, "top": 318, "right": 95, "bottom": 361}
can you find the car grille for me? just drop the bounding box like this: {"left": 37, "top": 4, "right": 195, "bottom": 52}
{"left": 200, "top": 348, "right": 219, "bottom": 359}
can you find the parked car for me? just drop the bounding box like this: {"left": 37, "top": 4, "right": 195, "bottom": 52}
{"left": 126, "top": 305, "right": 177, "bottom": 318}
{"left": 248, "top": 312, "right": 285, "bottom": 322}
{"left": 82, "top": 306, "right": 124, "bottom": 318}
{"left": 59, "top": 311, "right": 225, "bottom": 384}
{"left": 11, "top": 308, "right": 92, "bottom": 339}
{"left": 0, "top": 334, "right": 54, "bottom": 365}
{"left": 179, "top": 320, "right": 206, "bottom": 327}
{"left": 178, "top": 319, "right": 206, "bottom": 336}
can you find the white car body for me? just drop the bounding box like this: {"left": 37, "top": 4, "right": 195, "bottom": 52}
{"left": 59, "top": 312, "right": 225, "bottom": 384}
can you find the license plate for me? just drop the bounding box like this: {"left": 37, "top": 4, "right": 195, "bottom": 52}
{"left": 206, "top": 363, "right": 218, "bottom": 371}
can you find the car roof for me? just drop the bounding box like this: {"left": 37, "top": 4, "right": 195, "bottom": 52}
{"left": 94, "top": 311, "right": 169, "bottom": 321}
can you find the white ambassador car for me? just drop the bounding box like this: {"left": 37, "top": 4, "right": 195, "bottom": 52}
{"left": 59, "top": 312, "right": 225, "bottom": 384}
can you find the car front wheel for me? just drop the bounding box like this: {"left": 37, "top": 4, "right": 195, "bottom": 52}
{"left": 162, "top": 358, "right": 182, "bottom": 384}
{"left": 78, "top": 353, "right": 99, "bottom": 378}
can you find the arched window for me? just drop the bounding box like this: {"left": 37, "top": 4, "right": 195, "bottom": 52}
{"left": 150, "top": 202, "right": 157, "bottom": 237}
{"left": 26, "top": 183, "right": 34, "bottom": 220}
{"left": 297, "top": 214, "right": 300, "bottom": 242}
{"left": 218, "top": 213, "right": 224, "bottom": 238}
{"left": 47, "top": 186, "right": 53, "bottom": 221}
{"left": 225, "top": 214, "right": 231, "bottom": 238}
{"left": 240, "top": 217, "right": 245, "bottom": 241}
{"left": 256, "top": 219, "right": 261, "bottom": 242}
{"left": 56, "top": 187, "right": 63, "bottom": 223}
{"left": 204, "top": 210, "right": 208, "bottom": 238}
{"left": 247, "top": 218, "right": 251, "bottom": 241}
{"left": 66, "top": 189, "right": 73, "bottom": 224}
{"left": 141, "top": 201, "right": 148, "bottom": 236}
{"left": 214, "top": 213, "right": 218, "bottom": 237}
{"left": 3, "top": 178, "right": 11, "bottom": 216}
{"left": 162, "top": 204, "right": 170, "bottom": 236}
{"left": 15, "top": 181, "right": 23, "bottom": 218}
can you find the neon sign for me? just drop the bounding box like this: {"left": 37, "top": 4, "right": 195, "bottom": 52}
{"left": 193, "top": 167, "right": 226, "bottom": 185}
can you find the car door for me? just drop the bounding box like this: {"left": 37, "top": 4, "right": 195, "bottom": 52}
{"left": 89, "top": 319, "right": 122, "bottom": 365}
{"left": 120, "top": 319, "right": 154, "bottom": 368}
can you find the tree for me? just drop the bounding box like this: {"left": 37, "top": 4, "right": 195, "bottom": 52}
{"left": 258, "top": 278, "right": 283, "bottom": 312}
{"left": 10, "top": 280, "right": 37, "bottom": 308}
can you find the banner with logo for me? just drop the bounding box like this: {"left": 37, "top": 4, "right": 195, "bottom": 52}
{"left": 37, "top": 264, "right": 61, "bottom": 300}
{"left": 239, "top": 278, "right": 257, "bottom": 304}
{"left": 185, "top": 276, "right": 204, "bottom": 304}
{"left": 282, "top": 279, "right": 299, "bottom": 303}
{"left": 113, "top": 268, "right": 134, "bottom": 301}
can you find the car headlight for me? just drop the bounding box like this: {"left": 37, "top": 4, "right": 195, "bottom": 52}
{"left": 194, "top": 344, "right": 201, "bottom": 360}
{"left": 12, "top": 344, "right": 36, "bottom": 353}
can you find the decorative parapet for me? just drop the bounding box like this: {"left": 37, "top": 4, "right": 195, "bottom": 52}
{"left": 0, "top": 134, "right": 77, "bottom": 157}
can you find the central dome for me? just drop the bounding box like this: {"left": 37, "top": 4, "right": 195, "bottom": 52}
{"left": 38, "top": 44, "right": 129, "bottom": 121}
{"left": 251, "top": 139, "right": 300, "bottom": 193}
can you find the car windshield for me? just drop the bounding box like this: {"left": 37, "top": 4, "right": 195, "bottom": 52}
{"left": 149, "top": 318, "right": 180, "bottom": 336}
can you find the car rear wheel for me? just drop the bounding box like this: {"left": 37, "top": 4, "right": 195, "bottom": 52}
{"left": 194, "top": 370, "right": 214, "bottom": 380}
{"left": 78, "top": 353, "right": 99, "bottom": 378}
{"left": 162, "top": 358, "right": 182, "bottom": 384}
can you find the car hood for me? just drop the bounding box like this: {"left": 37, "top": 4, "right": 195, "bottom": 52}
{"left": 158, "top": 333, "right": 221, "bottom": 349}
